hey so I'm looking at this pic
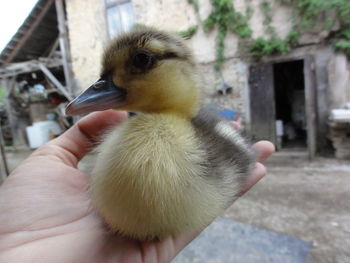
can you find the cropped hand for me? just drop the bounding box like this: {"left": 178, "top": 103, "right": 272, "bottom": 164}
{"left": 0, "top": 110, "right": 274, "bottom": 263}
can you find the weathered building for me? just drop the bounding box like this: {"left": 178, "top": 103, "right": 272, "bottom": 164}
{"left": 0, "top": 0, "right": 74, "bottom": 149}
{"left": 66, "top": 0, "right": 350, "bottom": 157}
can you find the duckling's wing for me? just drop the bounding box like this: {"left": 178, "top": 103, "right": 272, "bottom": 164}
{"left": 191, "top": 108, "right": 254, "bottom": 203}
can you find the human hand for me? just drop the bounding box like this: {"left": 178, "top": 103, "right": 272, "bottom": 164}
{"left": 0, "top": 110, "right": 274, "bottom": 263}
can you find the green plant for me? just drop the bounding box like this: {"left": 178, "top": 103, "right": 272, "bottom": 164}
{"left": 178, "top": 26, "right": 198, "bottom": 39}
{"left": 285, "top": 30, "right": 300, "bottom": 46}
{"left": 201, "top": 0, "right": 252, "bottom": 70}
{"left": 187, "top": 0, "right": 199, "bottom": 12}
{"left": 248, "top": 37, "right": 290, "bottom": 58}
{"left": 186, "top": 0, "right": 350, "bottom": 65}
{"left": 245, "top": 0, "right": 254, "bottom": 19}
{"left": 334, "top": 40, "right": 350, "bottom": 57}
{"left": 291, "top": 0, "right": 350, "bottom": 57}
{"left": 260, "top": 1, "right": 275, "bottom": 36}
{"left": 132, "top": 23, "right": 198, "bottom": 41}
{"left": 0, "top": 88, "right": 5, "bottom": 105}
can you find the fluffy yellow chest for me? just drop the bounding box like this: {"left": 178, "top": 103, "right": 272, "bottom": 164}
{"left": 91, "top": 113, "right": 226, "bottom": 240}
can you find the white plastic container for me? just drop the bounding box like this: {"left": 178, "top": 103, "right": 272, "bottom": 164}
{"left": 330, "top": 109, "right": 350, "bottom": 122}
{"left": 26, "top": 121, "right": 62, "bottom": 149}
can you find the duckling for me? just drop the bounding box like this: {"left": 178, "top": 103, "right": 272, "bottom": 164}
{"left": 66, "top": 29, "right": 254, "bottom": 240}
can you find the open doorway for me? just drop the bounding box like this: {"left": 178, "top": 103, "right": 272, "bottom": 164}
{"left": 273, "top": 60, "right": 307, "bottom": 149}
{"left": 249, "top": 55, "right": 316, "bottom": 158}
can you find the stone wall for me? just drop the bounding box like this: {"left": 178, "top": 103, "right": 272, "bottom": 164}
{"left": 65, "top": 0, "right": 296, "bottom": 117}
{"left": 328, "top": 54, "right": 350, "bottom": 109}
{"left": 66, "top": 0, "right": 109, "bottom": 91}
{"left": 198, "top": 59, "right": 249, "bottom": 113}
{"left": 65, "top": 0, "right": 349, "bottom": 127}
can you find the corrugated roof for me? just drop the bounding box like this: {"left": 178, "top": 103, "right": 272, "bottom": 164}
{"left": 0, "top": 0, "right": 58, "bottom": 66}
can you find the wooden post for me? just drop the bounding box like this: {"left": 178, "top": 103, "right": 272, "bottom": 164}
{"left": 0, "top": 78, "right": 9, "bottom": 179}
{"left": 0, "top": 121, "right": 9, "bottom": 179}
{"left": 2, "top": 78, "right": 18, "bottom": 149}
{"left": 55, "top": 0, "right": 75, "bottom": 96}
{"left": 304, "top": 55, "right": 317, "bottom": 159}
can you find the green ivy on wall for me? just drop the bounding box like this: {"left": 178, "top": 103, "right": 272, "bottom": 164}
{"left": 186, "top": 0, "right": 350, "bottom": 71}
{"left": 284, "top": 0, "right": 350, "bottom": 57}
{"left": 133, "top": 23, "right": 198, "bottom": 41}
{"left": 200, "top": 0, "right": 252, "bottom": 70}
{"left": 335, "top": 41, "right": 350, "bottom": 57}
{"left": 178, "top": 26, "right": 198, "bottom": 39}
{"left": 248, "top": 1, "right": 300, "bottom": 59}
{"left": 260, "top": 1, "right": 275, "bottom": 36}
{"left": 0, "top": 88, "right": 5, "bottom": 105}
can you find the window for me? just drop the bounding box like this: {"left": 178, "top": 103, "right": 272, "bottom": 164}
{"left": 105, "top": 0, "right": 135, "bottom": 38}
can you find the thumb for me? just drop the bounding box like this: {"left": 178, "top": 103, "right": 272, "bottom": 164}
{"left": 32, "top": 110, "right": 127, "bottom": 167}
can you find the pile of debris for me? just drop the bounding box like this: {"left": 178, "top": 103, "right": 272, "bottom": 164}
{"left": 329, "top": 103, "right": 350, "bottom": 159}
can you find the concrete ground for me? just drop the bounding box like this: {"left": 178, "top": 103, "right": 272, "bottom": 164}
{"left": 225, "top": 153, "right": 350, "bottom": 263}
{"left": 2, "top": 148, "right": 350, "bottom": 263}
{"left": 1, "top": 147, "right": 33, "bottom": 177}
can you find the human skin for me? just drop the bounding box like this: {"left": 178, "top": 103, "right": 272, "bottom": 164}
{"left": 0, "top": 110, "right": 274, "bottom": 263}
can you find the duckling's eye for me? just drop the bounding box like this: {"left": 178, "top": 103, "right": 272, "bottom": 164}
{"left": 132, "top": 53, "right": 153, "bottom": 70}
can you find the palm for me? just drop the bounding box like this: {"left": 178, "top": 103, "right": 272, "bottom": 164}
{"left": 0, "top": 110, "right": 274, "bottom": 263}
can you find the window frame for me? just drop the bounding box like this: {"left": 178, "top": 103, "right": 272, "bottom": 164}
{"left": 104, "top": 0, "right": 134, "bottom": 39}
{"left": 105, "top": 0, "right": 131, "bottom": 8}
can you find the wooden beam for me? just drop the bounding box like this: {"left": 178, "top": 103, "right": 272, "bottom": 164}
{"left": 55, "top": 0, "right": 75, "bottom": 96}
{"left": 4, "top": 0, "right": 54, "bottom": 63}
{"left": 0, "top": 58, "right": 62, "bottom": 78}
{"left": 38, "top": 63, "right": 72, "bottom": 99}
{"left": 47, "top": 38, "right": 60, "bottom": 59}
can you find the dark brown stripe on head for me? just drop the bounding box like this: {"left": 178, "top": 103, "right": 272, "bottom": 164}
{"left": 102, "top": 29, "right": 193, "bottom": 72}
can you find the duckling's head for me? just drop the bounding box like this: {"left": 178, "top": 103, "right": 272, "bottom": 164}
{"left": 66, "top": 29, "right": 201, "bottom": 117}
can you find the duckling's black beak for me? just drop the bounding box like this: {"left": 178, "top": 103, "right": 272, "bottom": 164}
{"left": 65, "top": 78, "right": 127, "bottom": 116}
